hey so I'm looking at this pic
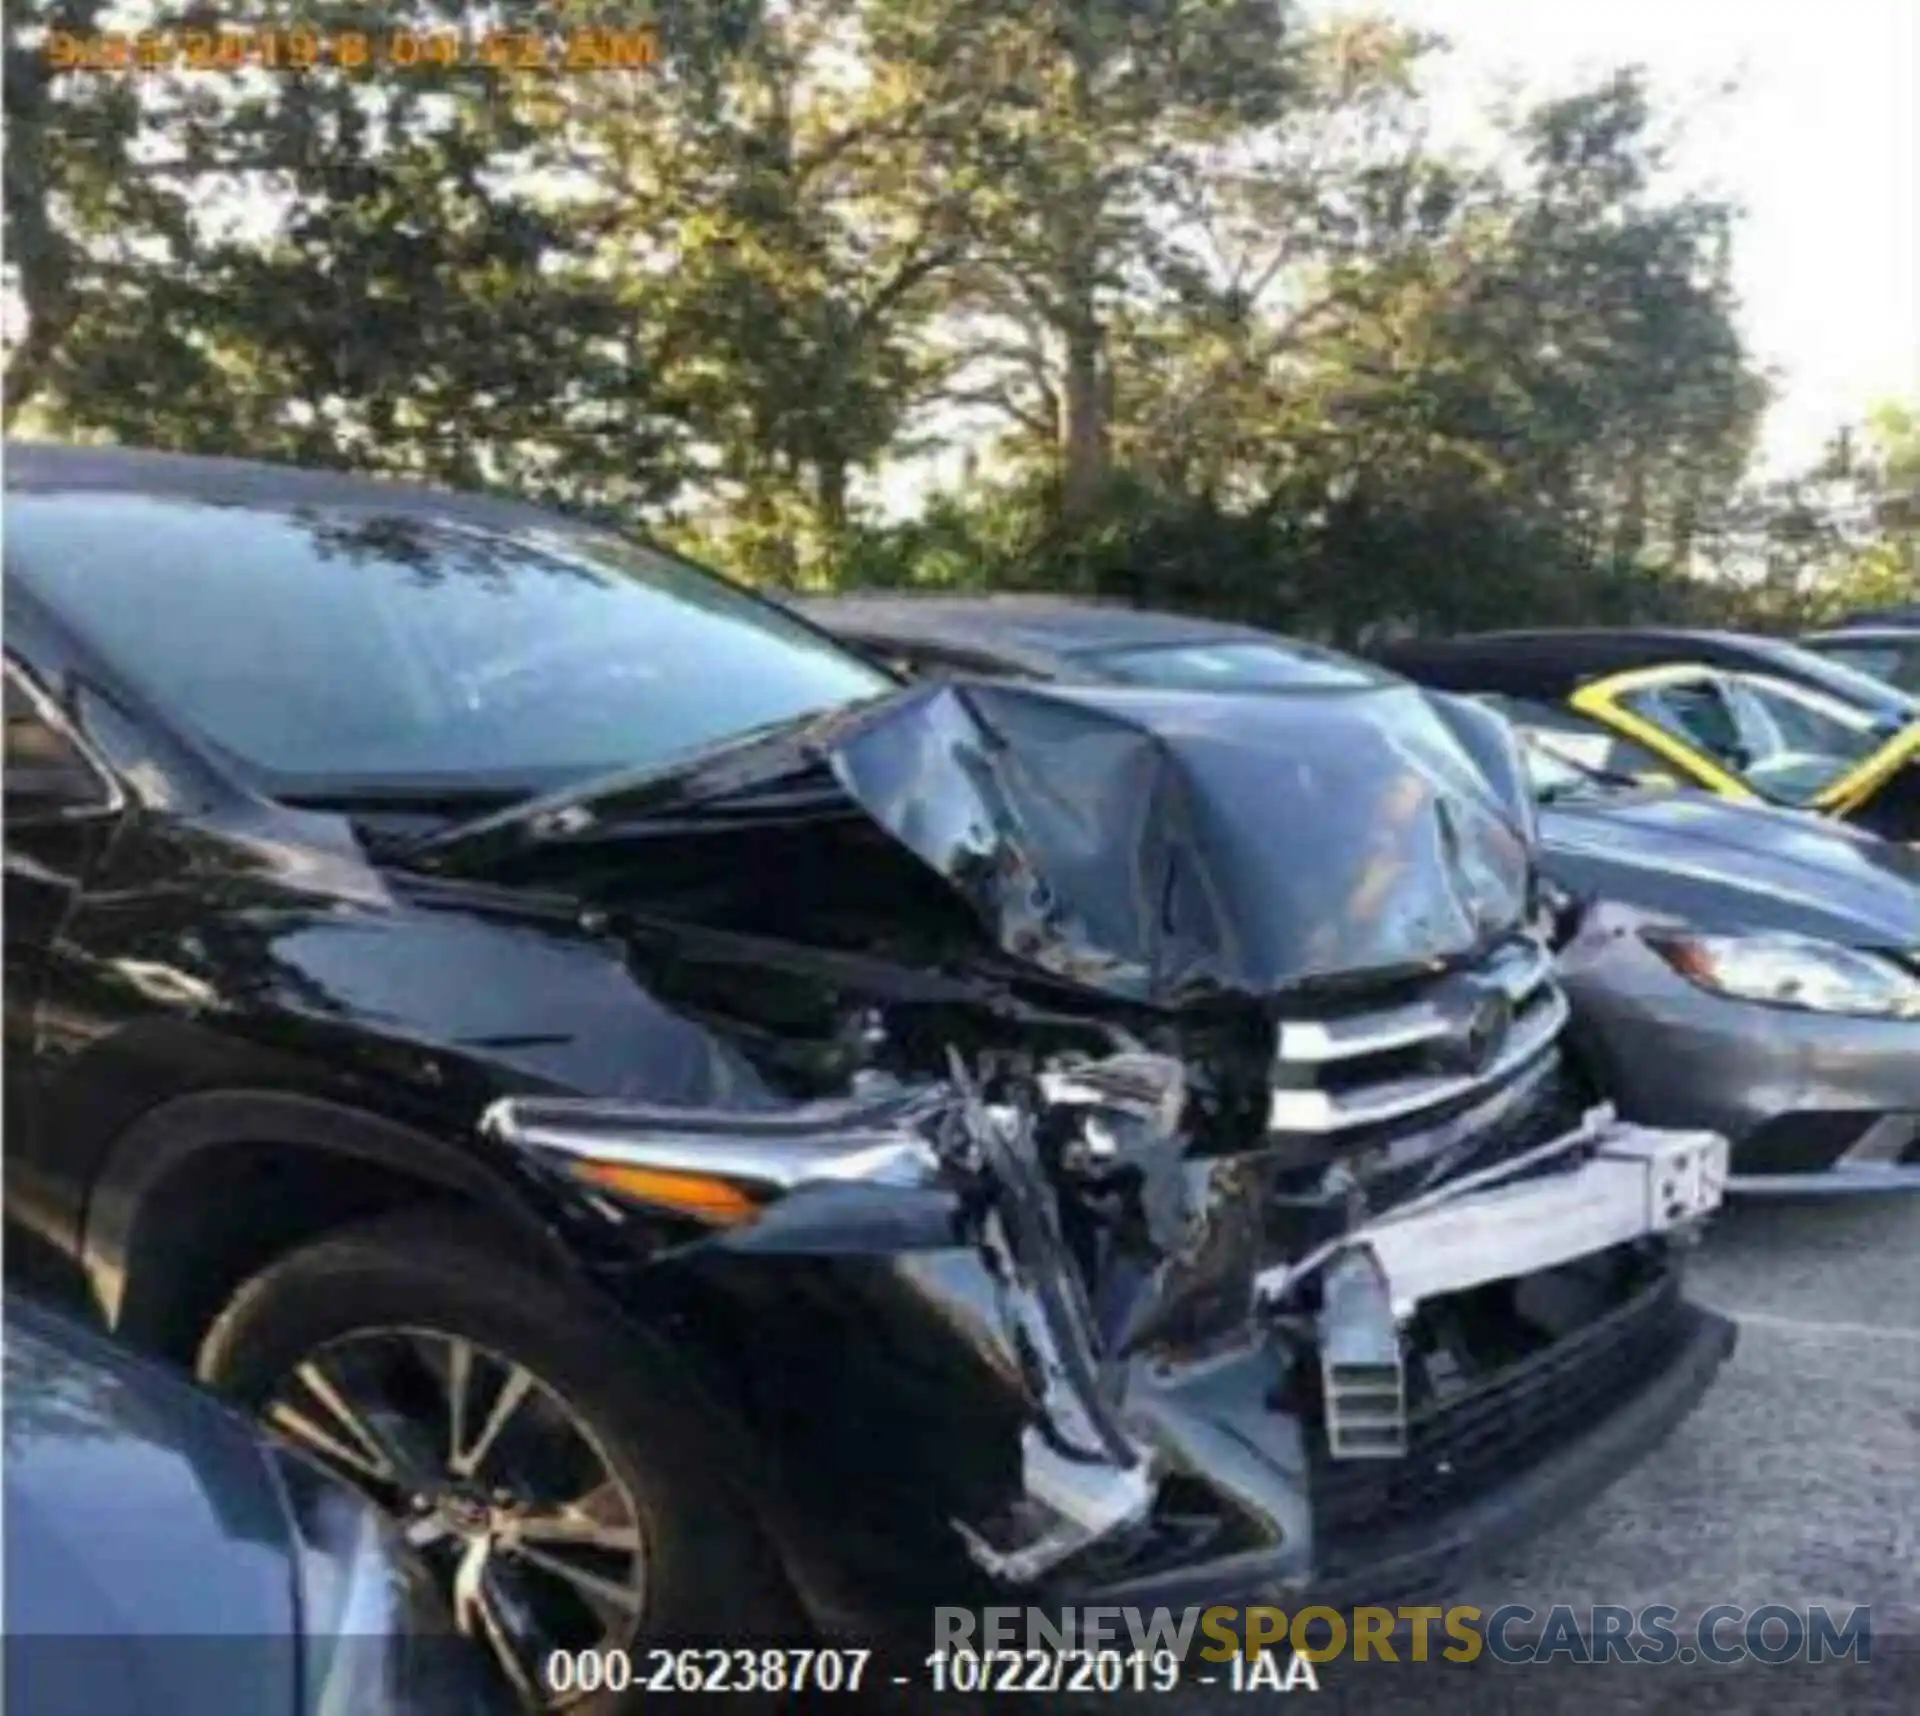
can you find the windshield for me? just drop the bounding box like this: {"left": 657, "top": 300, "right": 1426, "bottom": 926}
{"left": 1617, "top": 672, "right": 1897, "bottom": 806}
{"left": 1076, "top": 637, "right": 1390, "bottom": 690}
{"left": 8, "top": 493, "right": 891, "bottom": 796}
{"left": 1477, "top": 693, "right": 1670, "bottom": 790}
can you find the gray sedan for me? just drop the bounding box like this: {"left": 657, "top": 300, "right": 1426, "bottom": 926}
{"left": 1520, "top": 744, "right": 1920, "bottom": 1192}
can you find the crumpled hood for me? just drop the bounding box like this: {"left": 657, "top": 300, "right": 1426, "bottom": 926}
{"left": 1541, "top": 790, "right": 1920, "bottom": 947}
{"left": 830, "top": 679, "right": 1531, "bottom": 1001}
{"left": 419, "top": 677, "right": 1534, "bottom": 1007}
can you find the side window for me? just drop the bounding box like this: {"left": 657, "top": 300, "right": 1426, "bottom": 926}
{"left": 1726, "top": 677, "right": 1853, "bottom": 756}
{"left": 1491, "top": 696, "right": 1670, "bottom": 778}
{"left": 4, "top": 667, "right": 113, "bottom": 818}
{"left": 1618, "top": 680, "right": 1747, "bottom": 768}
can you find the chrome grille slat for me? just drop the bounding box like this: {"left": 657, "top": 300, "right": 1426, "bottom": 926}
{"left": 1268, "top": 978, "right": 1570, "bottom": 1136}
{"left": 1274, "top": 939, "right": 1554, "bottom": 1065}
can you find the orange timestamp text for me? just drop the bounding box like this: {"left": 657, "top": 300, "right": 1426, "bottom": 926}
{"left": 44, "top": 26, "right": 661, "bottom": 76}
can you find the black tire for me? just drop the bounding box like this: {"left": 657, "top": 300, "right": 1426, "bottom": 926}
{"left": 197, "top": 1208, "right": 799, "bottom": 1714}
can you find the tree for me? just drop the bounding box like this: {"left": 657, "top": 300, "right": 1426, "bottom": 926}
{"left": 6, "top": 1, "right": 681, "bottom": 513}
{"left": 838, "top": 62, "right": 1767, "bottom": 641}
{"left": 6, "top": 2, "right": 1781, "bottom": 633}
{"left": 565, "top": 1, "right": 967, "bottom": 581}
{"left": 1835, "top": 401, "right": 1920, "bottom": 607}
{"left": 1718, "top": 403, "right": 1920, "bottom": 626}
{"left": 866, "top": 0, "right": 1313, "bottom": 523}
{"left": 3, "top": 0, "right": 193, "bottom": 424}
{"left": 1128, "top": 66, "right": 1764, "bottom": 636}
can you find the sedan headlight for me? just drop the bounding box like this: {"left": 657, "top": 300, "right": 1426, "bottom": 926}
{"left": 1644, "top": 931, "right": 1920, "bottom": 1020}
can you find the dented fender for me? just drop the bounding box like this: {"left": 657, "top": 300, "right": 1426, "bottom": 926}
{"left": 483, "top": 1059, "right": 1223, "bottom": 1584}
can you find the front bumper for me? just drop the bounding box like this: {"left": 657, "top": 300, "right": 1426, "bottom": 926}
{"left": 496, "top": 1085, "right": 1738, "bottom": 1627}
{"left": 1060, "top": 1111, "right": 1733, "bottom": 1611}
{"left": 1083, "top": 1288, "right": 1736, "bottom": 1611}
{"left": 1561, "top": 925, "right": 1920, "bottom": 1193}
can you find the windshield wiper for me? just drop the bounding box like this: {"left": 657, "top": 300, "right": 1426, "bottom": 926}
{"left": 1519, "top": 737, "right": 1642, "bottom": 798}
{"left": 1533, "top": 780, "right": 1601, "bottom": 806}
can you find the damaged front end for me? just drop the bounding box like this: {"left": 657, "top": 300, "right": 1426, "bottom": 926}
{"left": 450, "top": 679, "right": 1735, "bottom": 1612}
{"left": 485, "top": 1055, "right": 1728, "bottom": 1611}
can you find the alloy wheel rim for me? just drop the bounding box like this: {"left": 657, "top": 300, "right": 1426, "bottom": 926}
{"left": 262, "top": 1326, "right": 647, "bottom": 1708}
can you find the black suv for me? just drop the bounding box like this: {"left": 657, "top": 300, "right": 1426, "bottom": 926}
{"left": 4, "top": 443, "right": 1734, "bottom": 1709}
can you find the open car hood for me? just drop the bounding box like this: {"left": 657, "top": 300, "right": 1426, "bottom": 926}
{"left": 415, "top": 678, "right": 1533, "bottom": 1006}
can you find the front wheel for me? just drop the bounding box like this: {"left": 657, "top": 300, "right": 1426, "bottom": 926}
{"left": 197, "top": 1210, "right": 794, "bottom": 1713}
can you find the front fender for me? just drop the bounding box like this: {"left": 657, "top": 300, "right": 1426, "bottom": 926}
{"left": 80, "top": 1089, "right": 581, "bottom": 1332}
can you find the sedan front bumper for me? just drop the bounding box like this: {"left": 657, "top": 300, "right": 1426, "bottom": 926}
{"left": 1560, "top": 918, "right": 1920, "bottom": 1193}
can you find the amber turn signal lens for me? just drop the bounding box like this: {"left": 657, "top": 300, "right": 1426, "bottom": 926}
{"left": 570, "top": 1161, "right": 763, "bottom": 1226}
{"left": 1652, "top": 939, "right": 1718, "bottom": 985}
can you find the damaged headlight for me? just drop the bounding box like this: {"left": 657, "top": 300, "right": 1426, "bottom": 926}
{"left": 480, "top": 1089, "right": 952, "bottom": 1230}
{"left": 1644, "top": 930, "right": 1920, "bottom": 1020}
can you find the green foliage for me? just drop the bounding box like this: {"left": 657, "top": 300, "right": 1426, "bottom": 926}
{"left": 3, "top": 3, "right": 1900, "bottom": 640}
{"left": 1708, "top": 403, "right": 1919, "bottom": 628}
{"left": 6, "top": 0, "right": 681, "bottom": 513}
{"left": 833, "top": 62, "right": 1771, "bottom": 643}
{"left": 865, "top": 0, "right": 1323, "bottom": 518}
{"left": 574, "top": 0, "right": 968, "bottom": 566}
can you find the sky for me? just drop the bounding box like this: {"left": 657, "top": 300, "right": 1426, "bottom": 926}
{"left": 878, "top": 0, "right": 1918, "bottom": 513}
{"left": 1393, "top": 0, "right": 1919, "bottom": 475}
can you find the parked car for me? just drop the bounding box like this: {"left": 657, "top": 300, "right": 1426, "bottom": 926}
{"left": 1800, "top": 622, "right": 1920, "bottom": 695}
{"left": 805, "top": 596, "right": 1920, "bottom": 1194}
{"left": 4, "top": 1292, "right": 507, "bottom": 1716}
{"left": 6, "top": 444, "right": 1733, "bottom": 1711}
{"left": 1498, "top": 741, "right": 1920, "bottom": 1192}
{"left": 1369, "top": 628, "right": 1920, "bottom": 842}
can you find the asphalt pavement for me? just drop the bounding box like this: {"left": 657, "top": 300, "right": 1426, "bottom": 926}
{"left": 1461, "top": 1191, "right": 1919, "bottom": 1631}
{"left": 1154, "top": 1195, "right": 1920, "bottom": 1714}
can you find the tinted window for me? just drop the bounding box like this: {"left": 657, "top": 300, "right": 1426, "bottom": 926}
{"left": 1620, "top": 673, "right": 1889, "bottom": 806}
{"left": 1078, "top": 638, "right": 1388, "bottom": 690}
{"left": 1812, "top": 642, "right": 1904, "bottom": 682}
{"left": 8, "top": 494, "right": 890, "bottom": 793}
{"left": 1722, "top": 675, "right": 1891, "bottom": 802}
{"left": 1738, "top": 636, "right": 1918, "bottom": 718}
{"left": 1622, "top": 681, "right": 1746, "bottom": 766}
